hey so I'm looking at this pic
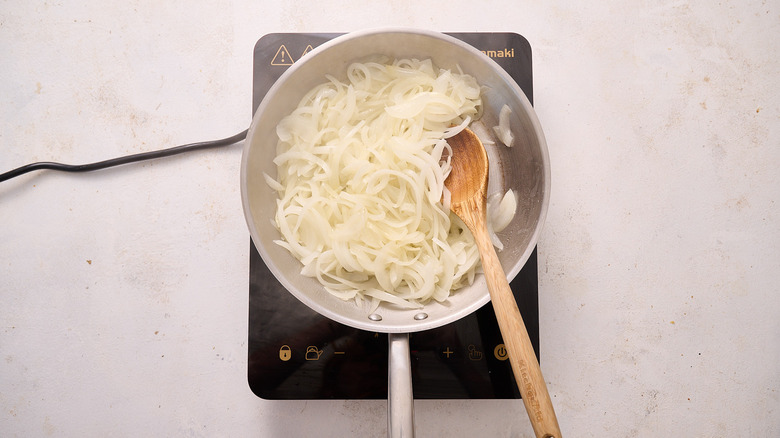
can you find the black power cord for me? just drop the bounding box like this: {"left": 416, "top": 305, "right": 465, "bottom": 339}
{"left": 0, "top": 129, "right": 248, "bottom": 183}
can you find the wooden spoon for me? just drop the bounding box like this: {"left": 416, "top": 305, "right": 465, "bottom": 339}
{"left": 445, "top": 128, "right": 562, "bottom": 438}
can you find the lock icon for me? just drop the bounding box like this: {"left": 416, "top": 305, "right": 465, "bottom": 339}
{"left": 279, "top": 345, "right": 291, "bottom": 361}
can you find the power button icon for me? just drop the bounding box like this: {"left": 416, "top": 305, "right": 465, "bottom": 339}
{"left": 279, "top": 345, "right": 292, "bottom": 361}
{"left": 494, "top": 344, "right": 509, "bottom": 361}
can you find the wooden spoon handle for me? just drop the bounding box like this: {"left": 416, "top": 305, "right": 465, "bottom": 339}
{"left": 473, "top": 225, "right": 562, "bottom": 438}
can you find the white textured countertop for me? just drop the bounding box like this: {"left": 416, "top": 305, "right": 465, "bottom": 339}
{"left": 1, "top": 1, "right": 778, "bottom": 436}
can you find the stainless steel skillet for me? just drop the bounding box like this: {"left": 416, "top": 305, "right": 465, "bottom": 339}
{"left": 241, "top": 28, "right": 550, "bottom": 437}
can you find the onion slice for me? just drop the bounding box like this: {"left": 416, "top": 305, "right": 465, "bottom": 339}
{"left": 492, "top": 104, "right": 514, "bottom": 147}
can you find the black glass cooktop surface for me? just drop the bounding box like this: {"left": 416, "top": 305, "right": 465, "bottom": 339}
{"left": 248, "top": 32, "right": 538, "bottom": 400}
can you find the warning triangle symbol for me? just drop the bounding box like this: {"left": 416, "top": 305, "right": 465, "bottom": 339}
{"left": 271, "top": 45, "right": 294, "bottom": 66}
{"left": 300, "top": 45, "right": 314, "bottom": 58}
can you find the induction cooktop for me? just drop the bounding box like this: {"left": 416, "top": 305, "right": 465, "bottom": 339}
{"left": 247, "top": 32, "right": 538, "bottom": 400}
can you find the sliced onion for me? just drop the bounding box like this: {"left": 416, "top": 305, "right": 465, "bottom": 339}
{"left": 492, "top": 104, "right": 514, "bottom": 147}
{"left": 486, "top": 189, "right": 518, "bottom": 251}
{"left": 267, "top": 58, "right": 484, "bottom": 309}
{"left": 492, "top": 189, "right": 517, "bottom": 232}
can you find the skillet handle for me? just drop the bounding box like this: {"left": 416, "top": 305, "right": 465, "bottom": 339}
{"left": 388, "top": 332, "right": 415, "bottom": 438}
